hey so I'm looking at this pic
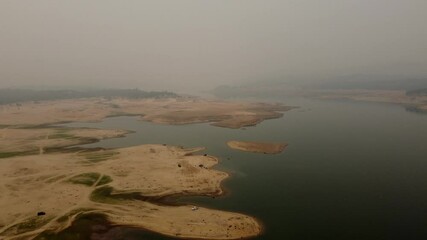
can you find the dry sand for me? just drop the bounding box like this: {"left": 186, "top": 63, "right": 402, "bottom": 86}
{"left": 0, "top": 128, "right": 129, "bottom": 155}
{"left": 0, "top": 97, "right": 292, "bottom": 239}
{"left": 227, "top": 141, "right": 288, "bottom": 154}
{"left": 0, "top": 145, "right": 261, "bottom": 240}
{"left": 0, "top": 97, "right": 292, "bottom": 129}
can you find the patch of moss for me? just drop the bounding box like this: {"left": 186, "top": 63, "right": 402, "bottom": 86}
{"left": 81, "top": 151, "right": 119, "bottom": 163}
{"left": 90, "top": 186, "right": 119, "bottom": 204}
{"left": 67, "top": 173, "right": 100, "bottom": 186}
{"left": 96, "top": 175, "right": 113, "bottom": 186}
{"left": 90, "top": 186, "right": 144, "bottom": 204}
{"left": 56, "top": 208, "right": 94, "bottom": 223}
{"left": 3, "top": 216, "right": 53, "bottom": 235}
{"left": 16, "top": 217, "right": 38, "bottom": 231}
{"left": 90, "top": 186, "right": 160, "bottom": 204}
{"left": 49, "top": 133, "right": 74, "bottom": 139}
{"left": 0, "top": 151, "right": 25, "bottom": 158}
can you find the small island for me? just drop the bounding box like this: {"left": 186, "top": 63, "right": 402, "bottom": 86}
{"left": 227, "top": 141, "right": 288, "bottom": 154}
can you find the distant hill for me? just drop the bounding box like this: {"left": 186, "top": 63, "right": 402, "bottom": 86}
{"left": 0, "top": 89, "right": 179, "bottom": 104}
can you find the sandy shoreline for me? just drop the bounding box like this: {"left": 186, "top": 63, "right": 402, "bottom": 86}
{"left": 0, "top": 97, "right": 293, "bottom": 129}
{"left": 0, "top": 145, "right": 262, "bottom": 239}
{"left": 227, "top": 141, "right": 288, "bottom": 154}
{"left": 0, "top": 97, "right": 294, "bottom": 239}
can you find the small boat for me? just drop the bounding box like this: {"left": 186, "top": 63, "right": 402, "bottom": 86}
{"left": 191, "top": 206, "right": 199, "bottom": 211}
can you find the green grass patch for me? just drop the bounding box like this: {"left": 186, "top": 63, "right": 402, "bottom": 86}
{"left": 90, "top": 186, "right": 143, "bottom": 204}
{"left": 81, "top": 151, "right": 119, "bottom": 163}
{"left": 49, "top": 133, "right": 74, "bottom": 139}
{"left": 56, "top": 208, "right": 94, "bottom": 223}
{"left": 96, "top": 175, "right": 113, "bottom": 186}
{"left": 3, "top": 216, "right": 53, "bottom": 235}
{"left": 0, "top": 151, "right": 25, "bottom": 158}
{"left": 16, "top": 217, "right": 39, "bottom": 231}
{"left": 90, "top": 186, "right": 120, "bottom": 204}
{"left": 67, "top": 173, "right": 100, "bottom": 186}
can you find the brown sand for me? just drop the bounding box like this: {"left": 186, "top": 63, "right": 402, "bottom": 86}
{"left": 0, "top": 97, "right": 293, "bottom": 239}
{"left": 227, "top": 141, "right": 288, "bottom": 154}
{"left": 0, "top": 145, "right": 261, "bottom": 240}
{"left": 0, "top": 97, "right": 292, "bottom": 129}
{"left": 0, "top": 128, "right": 129, "bottom": 154}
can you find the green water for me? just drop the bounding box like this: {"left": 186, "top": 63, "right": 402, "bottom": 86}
{"left": 59, "top": 98, "right": 427, "bottom": 240}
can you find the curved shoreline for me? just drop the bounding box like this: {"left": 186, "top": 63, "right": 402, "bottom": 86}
{"left": 0, "top": 98, "right": 292, "bottom": 129}
{"left": 0, "top": 97, "right": 294, "bottom": 239}
{"left": 0, "top": 144, "right": 262, "bottom": 240}
{"left": 39, "top": 211, "right": 264, "bottom": 240}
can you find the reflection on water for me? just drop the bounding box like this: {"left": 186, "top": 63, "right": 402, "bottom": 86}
{"left": 58, "top": 98, "right": 427, "bottom": 240}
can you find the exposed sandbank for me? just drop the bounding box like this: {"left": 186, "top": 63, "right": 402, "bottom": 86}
{"left": 0, "top": 97, "right": 293, "bottom": 239}
{"left": 0, "top": 127, "right": 129, "bottom": 156}
{"left": 0, "top": 97, "right": 293, "bottom": 129}
{"left": 227, "top": 141, "right": 288, "bottom": 154}
{"left": 0, "top": 145, "right": 261, "bottom": 240}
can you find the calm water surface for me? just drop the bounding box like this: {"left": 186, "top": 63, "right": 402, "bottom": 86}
{"left": 61, "top": 98, "right": 427, "bottom": 240}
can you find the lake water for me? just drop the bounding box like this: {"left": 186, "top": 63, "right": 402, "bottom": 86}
{"left": 59, "top": 98, "right": 427, "bottom": 240}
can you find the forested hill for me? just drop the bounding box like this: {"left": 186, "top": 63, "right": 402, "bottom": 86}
{"left": 0, "top": 89, "right": 179, "bottom": 104}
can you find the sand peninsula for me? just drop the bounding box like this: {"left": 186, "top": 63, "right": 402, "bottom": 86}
{"left": 0, "top": 96, "right": 295, "bottom": 239}
{"left": 227, "top": 141, "right": 288, "bottom": 154}
{"left": 0, "top": 145, "right": 261, "bottom": 239}
{"left": 0, "top": 97, "right": 293, "bottom": 129}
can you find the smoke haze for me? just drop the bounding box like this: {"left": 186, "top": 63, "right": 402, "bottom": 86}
{"left": 1, "top": 0, "right": 426, "bottom": 92}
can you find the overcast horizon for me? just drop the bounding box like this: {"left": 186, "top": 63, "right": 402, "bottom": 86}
{"left": 1, "top": 1, "right": 427, "bottom": 93}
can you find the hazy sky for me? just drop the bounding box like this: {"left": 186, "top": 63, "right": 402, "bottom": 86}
{"left": 1, "top": 0, "right": 426, "bottom": 92}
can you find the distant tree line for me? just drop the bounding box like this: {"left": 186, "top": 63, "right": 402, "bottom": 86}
{"left": 0, "top": 88, "right": 179, "bottom": 104}
{"left": 406, "top": 88, "right": 427, "bottom": 96}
